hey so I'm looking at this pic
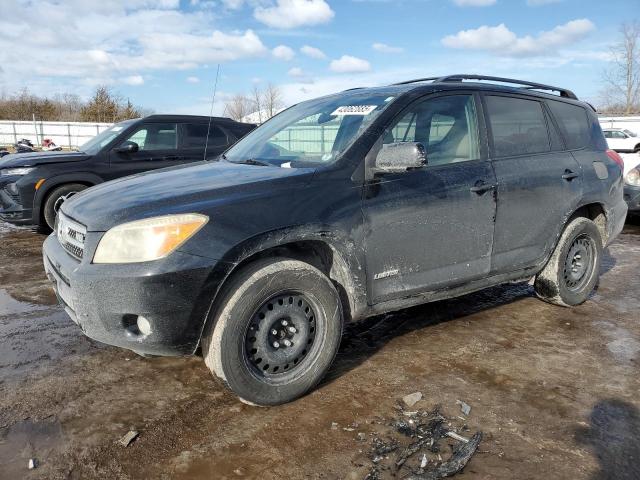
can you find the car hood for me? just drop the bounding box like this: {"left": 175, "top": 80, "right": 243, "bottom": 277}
{"left": 0, "top": 151, "right": 90, "bottom": 168}
{"left": 63, "top": 160, "right": 316, "bottom": 231}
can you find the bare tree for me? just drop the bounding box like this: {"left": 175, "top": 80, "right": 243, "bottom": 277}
{"left": 602, "top": 20, "right": 640, "bottom": 114}
{"left": 251, "top": 85, "right": 263, "bottom": 123}
{"left": 224, "top": 94, "right": 253, "bottom": 121}
{"left": 262, "top": 83, "right": 283, "bottom": 119}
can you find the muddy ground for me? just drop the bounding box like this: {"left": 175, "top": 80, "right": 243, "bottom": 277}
{"left": 1, "top": 220, "right": 639, "bottom": 480}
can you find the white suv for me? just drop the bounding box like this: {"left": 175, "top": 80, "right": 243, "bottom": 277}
{"left": 603, "top": 128, "right": 640, "bottom": 153}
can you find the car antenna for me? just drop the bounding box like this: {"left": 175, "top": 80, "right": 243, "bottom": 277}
{"left": 203, "top": 64, "right": 221, "bottom": 161}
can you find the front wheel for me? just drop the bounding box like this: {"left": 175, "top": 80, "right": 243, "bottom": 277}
{"left": 534, "top": 217, "right": 602, "bottom": 307}
{"left": 202, "top": 258, "right": 343, "bottom": 406}
{"left": 43, "top": 183, "right": 87, "bottom": 229}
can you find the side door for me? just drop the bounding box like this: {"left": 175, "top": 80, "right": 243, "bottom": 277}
{"left": 109, "top": 122, "right": 182, "bottom": 179}
{"left": 180, "top": 123, "right": 233, "bottom": 162}
{"left": 362, "top": 93, "right": 497, "bottom": 304}
{"left": 483, "top": 93, "right": 583, "bottom": 274}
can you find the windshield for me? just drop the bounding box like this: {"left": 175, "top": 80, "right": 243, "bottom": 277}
{"left": 623, "top": 129, "right": 637, "bottom": 137}
{"left": 224, "top": 91, "right": 398, "bottom": 167}
{"left": 79, "top": 120, "right": 135, "bottom": 155}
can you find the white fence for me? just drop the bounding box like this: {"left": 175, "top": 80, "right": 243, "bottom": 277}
{"left": 0, "top": 120, "right": 113, "bottom": 149}
{"left": 598, "top": 116, "right": 640, "bottom": 134}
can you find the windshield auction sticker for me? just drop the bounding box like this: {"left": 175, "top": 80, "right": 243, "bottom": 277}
{"left": 331, "top": 105, "right": 378, "bottom": 116}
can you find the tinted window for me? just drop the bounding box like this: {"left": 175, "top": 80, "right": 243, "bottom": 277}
{"left": 603, "top": 131, "right": 612, "bottom": 138}
{"left": 384, "top": 94, "right": 480, "bottom": 166}
{"left": 547, "top": 101, "right": 590, "bottom": 150}
{"left": 183, "top": 124, "right": 228, "bottom": 148}
{"left": 125, "top": 123, "right": 177, "bottom": 151}
{"left": 486, "top": 96, "right": 550, "bottom": 157}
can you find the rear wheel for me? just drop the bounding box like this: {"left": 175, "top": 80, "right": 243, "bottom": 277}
{"left": 534, "top": 217, "right": 602, "bottom": 307}
{"left": 43, "top": 183, "right": 87, "bottom": 229}
{"left": 202, "top": 258, "right": 343, "bottom": 406}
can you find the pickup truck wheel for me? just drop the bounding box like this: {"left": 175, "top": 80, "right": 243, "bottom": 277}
{"left": 202, "top": 258, "right": 343, "bottom": 406}
{"left": 534, "top": 217, "right": 602, "bottom": 307}
{"left": 43, "top": 183, "right": 87, "bottom": 229}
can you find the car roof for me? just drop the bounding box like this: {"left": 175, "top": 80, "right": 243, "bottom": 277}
{"left": 138, "top": 114, "right": 252, "bottom": 125}
{"left": 336, "top": 75, "right": 589, "bottom": 109}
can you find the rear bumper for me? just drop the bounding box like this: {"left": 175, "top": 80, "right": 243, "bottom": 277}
{"left": 623, "top": 184, "right": 640, "bottom": 213}
{"left": 43, "top": 233, "right": 224, "bottom": 356}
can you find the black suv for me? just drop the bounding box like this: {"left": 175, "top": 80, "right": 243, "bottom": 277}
{"left": 43, "top": 75, "right": 627, "bottom": 405}
{"left": 0, "top": 115, "right": 255, "bottom": 228}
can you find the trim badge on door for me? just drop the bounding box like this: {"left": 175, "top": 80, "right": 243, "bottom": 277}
{"left": 374, "top": 269, "right": 399, "bottom": 280}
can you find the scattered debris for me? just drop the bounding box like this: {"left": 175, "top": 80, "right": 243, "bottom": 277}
{"left": 357, "top": 432, "right": 367, "bottom": 442}
{"left": 118, "top": 430, "right": 139, "bottom": 447}
{"left": 363, "top": 402, "right": 483, "bottom": 480}
{"left": 331, "top": 422, "right": 339, "bottom": 430}
{"left": 456, "top": 400, "right": 471, "bottom": 416}
{"left": 28, "top": 458, "right": 37, "bottom": 470}
{"left": 445, "top": 431, "right": 470, "bottom": 443}
{"left": 403, "top": 392, "right": 423, "bottom": 408}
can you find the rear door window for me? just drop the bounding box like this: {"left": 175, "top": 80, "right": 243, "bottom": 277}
{"left": 547, "top": 100, "right": 590, "bottom": 150}
{"left": 485, "top": 96, "right": 550, "bottom": 157}
{"left": 182, "top": 124, "right": 229, "bottom": 148}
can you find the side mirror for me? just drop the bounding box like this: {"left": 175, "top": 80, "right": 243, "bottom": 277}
{"left": 115, "top": 141, "right": 139, "bottom": 154}
{"left": 374, "top": 142, "right": 427, "bottom": 174}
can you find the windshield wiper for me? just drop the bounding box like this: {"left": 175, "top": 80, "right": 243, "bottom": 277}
{"left": 229, "top": 158, "right": 272, "bottom": 167}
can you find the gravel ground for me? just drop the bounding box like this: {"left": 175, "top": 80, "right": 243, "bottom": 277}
{"left": 1, "top": 219, "right": 639, "bottom": 480}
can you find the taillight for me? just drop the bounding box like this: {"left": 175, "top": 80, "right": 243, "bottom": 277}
{"left": 606, "top": 149, "right": 624, "bottom": 170}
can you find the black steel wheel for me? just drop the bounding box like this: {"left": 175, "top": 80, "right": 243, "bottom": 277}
{"left": 202, "top": 258, "right": 343, "bottom": 405}
{"left": 244, "top": 293, "right": 318, "bottom": 378}
{"left": 562, "top": 234, "right": 596, "bottom": 292}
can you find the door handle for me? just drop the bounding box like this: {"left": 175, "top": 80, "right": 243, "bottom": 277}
{"left": 470, "top": 181, "right": 497, "bottom": 194}
{"left": 562, "top": 170, "right": 579, "bottom": 181}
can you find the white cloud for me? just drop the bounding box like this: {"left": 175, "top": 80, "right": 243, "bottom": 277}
{"left": 329, "top": 55, "right": 371, "bottom": 73}
{"left": 272, "top": 45, "right": 296, "bottom": 61}
{"left": 0, "top": 2, "right": 268, "bottom": 96}
{"left": 187, "top": 76, "right": 200, "bottom": 83}
{"left": 441, "top": 19, "right": 595, "bottom": 57}
{"left": 254, "top": 0, "right": 335, "bottom": 29}
{"left": 372, "top": 42, "right": 404, "bottom": 53}
{"left": 221, "top": 0, "right": 245, "bottom": 8}
{"left": 122, "top": 75, "right": 144, "bottom": 86}
{"left": 288, "top": 67, "right": 305, "bottom": 77}
{"left": 452, "top": 0, "right": 496, "bottom": 6}
{"left": 300, "top": 45, "right": 326, "bottom": 59}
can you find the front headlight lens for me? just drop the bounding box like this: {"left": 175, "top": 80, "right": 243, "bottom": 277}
{"left": 1, "top": 167, "right": 35, "bottom": 176}
{"left": 625, "top": 167, "right": 640, "bottom": 186}
{"left": 93, "top": 214, "right": 208, "bottom": 264}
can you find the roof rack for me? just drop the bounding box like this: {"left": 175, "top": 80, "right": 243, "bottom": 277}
{"left": 393, "top": 74, "right": 578, "bottom": 100}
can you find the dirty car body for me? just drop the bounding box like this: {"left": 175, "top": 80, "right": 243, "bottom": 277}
{"left": 43, "top": 75, "right": 628, "bottom": 405}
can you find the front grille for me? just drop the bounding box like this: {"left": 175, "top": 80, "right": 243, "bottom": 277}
{"left": 56, "top": 212, "right": 87, "bottom": 260}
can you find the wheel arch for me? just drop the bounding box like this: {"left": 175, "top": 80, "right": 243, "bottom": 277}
{"left": 194, "top": 228, "right": 367, "bottom": 352}
{"left": 33, "top": 173, "right": 103, "bottom": 225}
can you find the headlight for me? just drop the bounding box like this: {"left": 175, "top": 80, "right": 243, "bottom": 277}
{"left": 93, "top": 214, "right": 208, "bottom": 264}
{"left": 625, "top": 167, "right": 640, "bottom": 186}
{"left": 0, "top": 167, "right": 35, "bottom": 176}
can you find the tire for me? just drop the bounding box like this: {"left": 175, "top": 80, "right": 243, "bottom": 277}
{"left": 43, "top": 183, "right": 87, "bottom": 229}
{"left": 202, "top": 258, "right": 343, "bottom": 406}
{"left": 534, "top": 217, "right": 603, "bottom": 307}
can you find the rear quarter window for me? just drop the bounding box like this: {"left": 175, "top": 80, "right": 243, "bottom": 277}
{"left": 485, "top": 95, "right": 551, "bottom": 157}
{"left": 547, "top": 101, "right": 591, "bottom": 150}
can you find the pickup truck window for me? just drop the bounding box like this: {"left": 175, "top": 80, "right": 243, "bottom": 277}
{"left": 126, "top": 123, "right": 178, "bottom": 151}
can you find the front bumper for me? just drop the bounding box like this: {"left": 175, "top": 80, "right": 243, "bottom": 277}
{"left": 0, "top": 181, "right": 33, "bottom": 225}
{"left": 624, "top": 184, "right": 640, "bottom": 213}
{"left": 43, "top": 233, "right": 224, "bottom": 356}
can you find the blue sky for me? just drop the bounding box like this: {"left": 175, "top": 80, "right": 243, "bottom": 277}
{"left": 0, "top": 0, "right": 636, "bottom": 115}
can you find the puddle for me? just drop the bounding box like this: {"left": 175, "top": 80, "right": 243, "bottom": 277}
{"left": 0, "top": 419, "right": 64, "bottom": 478}
{"left": 0, "top": 289, "right": 49, "bottom": 317}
